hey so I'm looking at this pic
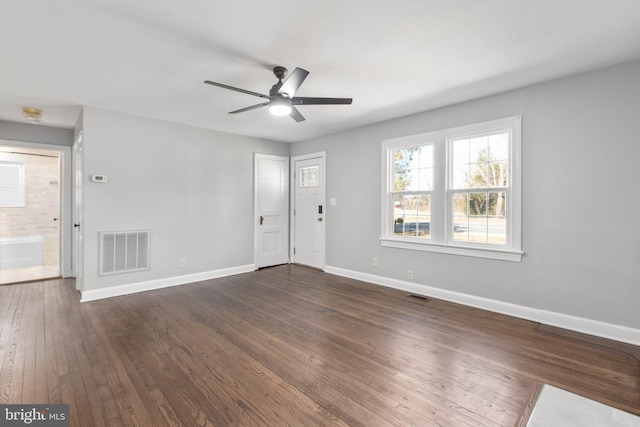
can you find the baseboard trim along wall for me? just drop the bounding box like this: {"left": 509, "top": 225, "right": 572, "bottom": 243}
{"left": 324, "top": 265, "right": 640, "bottom": 347}
{"left": 80, "top": 264, "right": 255, "bottom": 302}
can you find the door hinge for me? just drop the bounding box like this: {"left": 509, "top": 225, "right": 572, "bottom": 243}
{"left": 293, "top": 247, "right": 296, "bottom": 254}
{"left": 293, "top": 209, "right": 296, "bottom": 216}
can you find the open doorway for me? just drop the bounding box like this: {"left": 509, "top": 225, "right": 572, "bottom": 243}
{"left": 0, "top": 145, "right": 61, "bottom": 284}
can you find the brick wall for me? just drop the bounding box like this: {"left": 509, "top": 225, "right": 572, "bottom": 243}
{"left": 0, "top": 150, "right": 60, "bottom": 265}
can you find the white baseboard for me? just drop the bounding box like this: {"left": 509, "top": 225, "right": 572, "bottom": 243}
{"left": 324, "top": 265, "right": 640, "bottom": 347}
{"left": 80, "top": 264, "right": 255, "bottom": 302}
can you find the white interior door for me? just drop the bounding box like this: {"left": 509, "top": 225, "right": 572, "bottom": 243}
{"left": 254, "top": 153, "right": 289, "bottom": 268}
{"left": 292, "top": 153, "right": 326, "bottom": 269}
{"left": 72, "top": 131, "right": 84, "bottom": 290}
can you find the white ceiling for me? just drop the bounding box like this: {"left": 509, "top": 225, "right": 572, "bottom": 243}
{"left": 2, "top": 1, "right": 640, "bottom": 143}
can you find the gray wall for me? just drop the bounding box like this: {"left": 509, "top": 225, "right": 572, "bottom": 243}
{"left": 291, "top": 59, "right": 640, "bottom": 330}
{"left": 0, "top": 120, "right": 74, "bottom": 146}
{"left": 81, "top": 107, "right": 289, "bottom": 291}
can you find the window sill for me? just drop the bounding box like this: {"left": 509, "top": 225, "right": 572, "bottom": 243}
{"left": 379, "top": 237, "right": 523, "bottom": 262}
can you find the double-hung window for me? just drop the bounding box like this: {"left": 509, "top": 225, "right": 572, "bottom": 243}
{"left": 381, "top": 116, "right": 522, "bottom": 261}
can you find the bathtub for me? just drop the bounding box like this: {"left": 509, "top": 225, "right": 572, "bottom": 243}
{"left": 0, "top": 236, "right": 44, "bottom": 269}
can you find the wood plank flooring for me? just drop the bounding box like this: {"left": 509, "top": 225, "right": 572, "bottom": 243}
{"left": 0, "top": 264, "right": 60, "bottom": 285}
{"left": 1, "top": 264, "right": 638, "bottom": 426}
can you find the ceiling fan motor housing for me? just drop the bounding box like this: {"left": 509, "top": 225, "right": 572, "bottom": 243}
{"left": 273, "top": 66, "right": 288, "bottom": 81}
{"left": 270, "top": 66, "right": 288, "bottom": 97}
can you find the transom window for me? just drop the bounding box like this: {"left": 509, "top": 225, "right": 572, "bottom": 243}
{"left": 381, "top": 116, "right": 522, "bottom": 261}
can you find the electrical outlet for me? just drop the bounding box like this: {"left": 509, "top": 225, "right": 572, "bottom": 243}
{"left": 372, "top": 257, "right": 378, "bottom": 267}
{"left": 408, "top": 270, "right": 414, "bottom": 280}
{"left": 179, "top": 258, "right": 187, "bottom": 268}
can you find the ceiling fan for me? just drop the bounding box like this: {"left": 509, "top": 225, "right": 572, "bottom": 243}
{"left": 204, "top": 66, "right": 352, "bottom": 122}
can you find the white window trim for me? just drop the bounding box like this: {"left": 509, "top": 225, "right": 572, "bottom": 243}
{"left": 380, "top": 116, "right": 523, "bottom": 262}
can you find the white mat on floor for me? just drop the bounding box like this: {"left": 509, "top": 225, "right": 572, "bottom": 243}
{"left": 527, "top": 385, "right": 640, "bottom": 427}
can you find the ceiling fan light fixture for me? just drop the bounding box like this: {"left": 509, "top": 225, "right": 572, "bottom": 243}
{"left": 22, "top": 107, "right": 42, "bottom": 122}
{"left": 204, "top": 65, "right": 352, "bottom": 123}
{"left": 269, "top": 98, "right": 291, "bottom": 116}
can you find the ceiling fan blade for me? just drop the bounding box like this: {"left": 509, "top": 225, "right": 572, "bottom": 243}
{"left": 289, "top": 106, "right": 306, "bottom": 122}
{"left": 291, "top": 97, "right": 353, "bottom": 105}
{"left": 278, "top": 67, "right": 309, "bottom": 98}
{"left": 204, "top": 80, "right": 270, "bottom": 99}
{"left": 228, "top": 102, "right": 270, "bottom": 114}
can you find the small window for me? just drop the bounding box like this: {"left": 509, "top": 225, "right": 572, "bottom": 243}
{"left": 299, "top": 165, "right": 319, "bottom": 187}
{"left": 0, "top": 161, "right": 26, "bottom": 207}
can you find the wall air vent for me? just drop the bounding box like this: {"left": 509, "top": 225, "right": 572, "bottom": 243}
{"left": 99, "top": 230, "right": 149, "bottom": 275}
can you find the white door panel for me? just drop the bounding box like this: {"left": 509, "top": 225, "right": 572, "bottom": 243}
{"left": 255, "top": 154, "right": 289, "bottom": 268}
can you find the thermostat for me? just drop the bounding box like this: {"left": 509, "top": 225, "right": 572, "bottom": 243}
{"left": 91, "top": 175, "right": 108, "bottom": 183}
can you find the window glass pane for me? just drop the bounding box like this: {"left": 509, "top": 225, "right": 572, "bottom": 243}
{"left": 452, "top": 193, "right": 468, "bottom": 216}
{"left": 488, "top": 192, "right": 507, "bottom": 217}
{"left": 489, "top": 133, "right": 509, "bottom": 161}
{"left": 470, "top": 136, "right": 489, "bottom": 189}
{"left": 404, "top": 215, "right": 419, "bottom": 236}
{"left": 393, "top": 148, "right": 416, "bottom": 191}
{"left": 417, "top": 215, "right": 431, "bottom": 237}
{"left": 469, "top": 216, "right": 488, "bottom": 243}
{"left": 452, "top": 193, "right": 468, "bottom": 241}
{"left": 393, "top": 193, "right": 430, "bottom": 239}
{"left": 392, "top": 145, "right": 433, "bottom": 192}
{"left": 394, "top": 204, "right": 418, "bottom": 237}
{"left": 418, "top": 145, "right": 434, "bottom": 169}
{"left": 489, "top": 218, "right": 506, "bottom": 245}
{"left": 453, "top": 217, "right": 469, "bottom": 241}
{"left": 417, "top": 168, "right": 433, "bottom": 191}
{"left": 415, "top": 194, "right": 430, "bottom": 213}
{"left": 469, "top": 162, "right": 488, "bottom": 188}
{"left": 0, "top": 163, "right": 21, "bottom": 184}
{"left": 452, "top": 139, "right": 470, "bottom": 189}
{"left": 469, "top": 192, "right": 487, "bottom": 216}
{"left": 470, "top": 136, "right": 488, "bottom": 162}
{"left": 299, "top": 166, "right": 319, "bottom": 187}
{"left": 393, "top": 194, "right": 407, "bottom": 235}
{"left": 452, "top": 191, "right": 506, "bottom": 245}
{"left": 488, "top": 161, "right": 508, "bottom": 187}
{"left": 0, "top": 162, "right": 25, "bottom": 207}
{"left": 488, "top": 192, "right": 507, "bottom": 244}
{"left": 469, "top": 192, "right": 488, "bottom": 243}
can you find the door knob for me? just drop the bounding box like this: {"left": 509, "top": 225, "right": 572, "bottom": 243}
{"left": 74, "top": 223, "right": 80, "bottom": 228}
{"left": 259, "top": 216, "right": 264, "bottom": 225}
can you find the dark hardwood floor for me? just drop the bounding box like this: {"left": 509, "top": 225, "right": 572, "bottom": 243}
{"left": 1, "top": 264, "right": 638, "bottom": 426}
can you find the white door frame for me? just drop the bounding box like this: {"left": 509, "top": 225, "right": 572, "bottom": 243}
{"left": 0, "top": 138, "right": 72, "bottom": 278}
{"left": 290, "top": 151, "right": 326, "bottom": 269}
{"left": 72, "top": 130, "right": 84, "bottom": 290}
{"left": 253, "top": 153, "right": 290, "bottom": 269}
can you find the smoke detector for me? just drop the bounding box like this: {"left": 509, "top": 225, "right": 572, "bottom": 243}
{"left": 22, "top": 107, "right": 42, "bottom": 123}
